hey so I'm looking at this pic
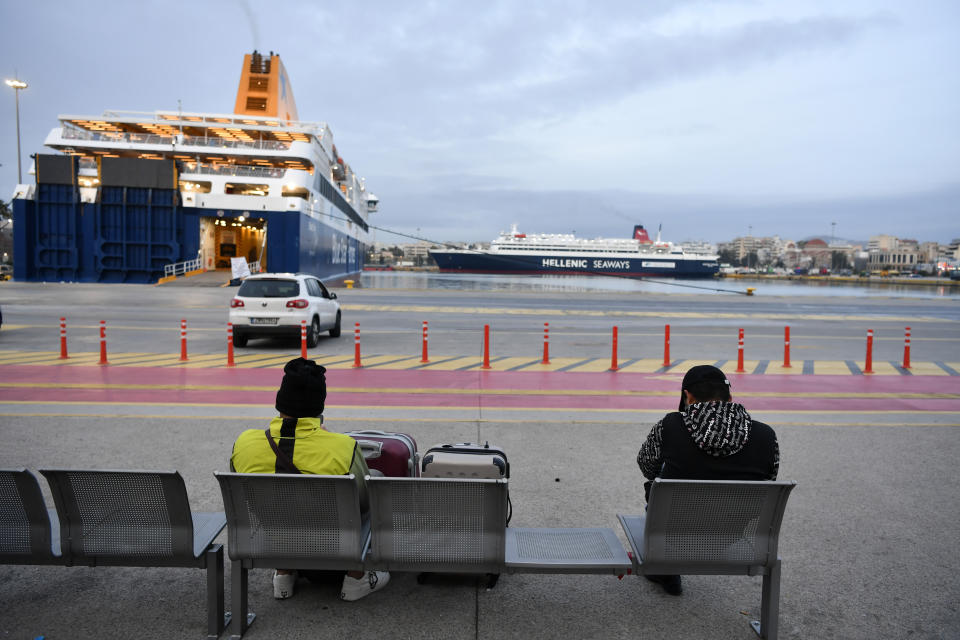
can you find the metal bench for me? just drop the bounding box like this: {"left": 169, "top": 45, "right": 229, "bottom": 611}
{"left": 367, "top": 476, "right": 631, "bottom": 576}
{"left": 618, "top": 478, "right": 796, "bottom": 640}
{"left": 38, "top": 469, "right": 229, "bottom": 639}
{"left": 0, "top": 469, "right": 62, "bottom": 565}
{"left": 215, "top": 472, "right": 370, "bottom": 639}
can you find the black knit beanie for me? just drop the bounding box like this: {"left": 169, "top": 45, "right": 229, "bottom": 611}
{"left": 275, "top": 358, "right": 327, "bottom": 418}
{"left": 679, "top": 364, "right": 731, "bottom": 411}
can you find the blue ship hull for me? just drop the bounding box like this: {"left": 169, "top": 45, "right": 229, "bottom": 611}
{"left": 13, "top": 183, "right": 364, "bottom": 284}
{"left": 430, "top": 251, "right": 718, "bottom": 278}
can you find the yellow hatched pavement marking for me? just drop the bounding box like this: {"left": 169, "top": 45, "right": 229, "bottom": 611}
{"left": 350, "top": 354, "right": 420, "bottom": 368}
{"left": 859, "top": 361, "right": 901, "bottom": 376}
{"left": 814, "top": 361, "right": 853, "bottom": 375}
{"left": 235, "top": 354, "right": 299, "bottom": 368}
{"left": 721, "top": 361, "right": 761, "bottom": 376}
{"left": 314, "top": 355, "right": 363, "bottom": 368}
{"left": 169, "top": 354, "right": 234, "bottom": 368}
{"left": 415, "top": 356, "right": 483, "bottom": 371}
{"left": 515, "top": 357, "right": 583, "bottom": 372}
{"left": 565, "top": 359, "right": 615, "bottom": 373}
{"left": 905, "top": 362, "right": 949, "bottom": 376}
{"left": 368, "top": 357, "right": 433, "bottom": 370}
{"left": 484, "top": 356, "right": 548, "bottom": 371}
{"left": 618, "top": 359, "right": 667, "bottom": 373}
{"left": 0, "top": 351, "right": 59, "bottom": 364}
{"left": 664, "top": 360, "right": 716, "bottom": 374}
{"left": 764, "top": 363, "right": 801, "bottom": 375}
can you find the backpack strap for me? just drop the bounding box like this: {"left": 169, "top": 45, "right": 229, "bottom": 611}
{"left": 265, "top": 417, "right": 301, "bottom": 474}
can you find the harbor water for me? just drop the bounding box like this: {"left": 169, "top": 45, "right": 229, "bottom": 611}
{"left": 360, "top": 271, "right": 960, "bottom": 299}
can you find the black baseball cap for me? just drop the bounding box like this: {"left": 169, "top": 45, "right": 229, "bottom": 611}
{"left": 679, "top": 365, "right": 731, "bottom": 410}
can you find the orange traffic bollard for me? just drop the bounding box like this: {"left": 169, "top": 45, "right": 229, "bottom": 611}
{"left": 481, "top": 324, "right": 491, "bottom": 370}
{"left": 663, "top": 324, "right": 671, "bottom": 368}
{"left": 902, "top": 327, "right": 911, "bottom": 369}
{"left": 736, "top": 328, "right": 745, "bottom": 373}
{"left": 353, "top": 323, "right": 362, "bottom": 368}
{"left": 99, "top": 320, "right": 108, "bottom": 365}
{"left": 226, "top": 323, "right": 236, "bottom": 367}
{"left": 864, "top": 329, "right": 874, "bottom": 374}
{"left": 421, "top": 321, "right": 430, "bottom": 363}
{"left": 180, "top": 319, "right": 188, "bottom": 361}
{"left": 542, "top": 322, "right": 550, "bottom": 365}
{"left": 300, "top": 320, "right": 308, "bottom": 359}
{"left": 783, "top": 326, "right": 791, "bottom": 368}
{"left": 59, "top": 317, "right": 68, "bottom": 359}
{"left": 610, "top": 325, "right": 619, "bottom": 371}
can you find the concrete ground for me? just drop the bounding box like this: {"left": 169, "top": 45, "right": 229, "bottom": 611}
{"left": 0, "top": 282, "right": 958, "bottom": 639}
{"left": 0, "top": 370, "right": 958, "bottom": 639}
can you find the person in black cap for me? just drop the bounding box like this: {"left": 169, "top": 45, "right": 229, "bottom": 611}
{"left": 636, "top": 365, "right": 780, "bottom": 596}
{"left": 231, "top": 357, "right": 390, "bottom": 602}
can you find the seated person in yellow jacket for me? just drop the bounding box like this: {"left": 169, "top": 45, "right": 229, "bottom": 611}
{"left": 231, "top": 357, "right": 390, "bottom": 601}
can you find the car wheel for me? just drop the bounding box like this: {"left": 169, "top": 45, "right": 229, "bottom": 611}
{"left": 232, "top": 331, "right": 248, "bottom": 348}
{"left": 329, "top": 311, "right": 341, "bottom": 337}
{"left": 307, "top": 317, "right": 320, "bottom": 348}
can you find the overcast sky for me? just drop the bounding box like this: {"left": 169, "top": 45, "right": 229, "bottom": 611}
{"left": 1, "top": 0, "right": 958, "bottom": 245}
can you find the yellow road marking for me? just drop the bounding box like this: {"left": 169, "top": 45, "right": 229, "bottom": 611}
{"left": 1, "top": 381, "right": 957, "bottom": 399}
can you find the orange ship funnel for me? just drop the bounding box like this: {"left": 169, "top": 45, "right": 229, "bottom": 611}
{"left": 233, "top": 50, "right": 299, "bottom": 122}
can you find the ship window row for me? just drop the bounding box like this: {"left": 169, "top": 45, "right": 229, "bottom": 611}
{"left": 500, "top": 246, "right": 644, "bottom": 253}
{"left": 313, "top": 172, "right": 368, "bottom": 231}
{"left": 177, "top": 180, "right": 311, "bottom": 200}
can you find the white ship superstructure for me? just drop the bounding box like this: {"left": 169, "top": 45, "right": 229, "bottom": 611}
{"left": 13, "top": 51, "right": 377, "bottom": 283}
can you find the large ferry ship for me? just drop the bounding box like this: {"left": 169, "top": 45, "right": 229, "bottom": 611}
{"left": 430, "top": 225, "right": 719, "bottom": 278}
{"left": 12, "top": 51, "right": 377, "bottom": 284}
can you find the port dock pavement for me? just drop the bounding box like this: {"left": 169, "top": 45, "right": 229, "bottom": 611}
{"left": 0, "top": 361, "right": 958, "bottom": 639}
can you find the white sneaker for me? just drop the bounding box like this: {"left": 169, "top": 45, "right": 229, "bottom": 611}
{"left": 340, "top": 571, "right": 390, "bottom": 601}
{"left": 273, "top": 570, "right": 297, "bottom": 599}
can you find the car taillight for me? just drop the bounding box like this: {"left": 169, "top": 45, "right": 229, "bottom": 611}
{"left": 286, "top": 299, "right": 308, "bottom": 309}
{"left": 230, "top": 298, "right": 244, "bottom": 308}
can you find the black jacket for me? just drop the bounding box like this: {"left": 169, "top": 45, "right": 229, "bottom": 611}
{"left": 637, "top": 401, "right": 779, "bottom": 501}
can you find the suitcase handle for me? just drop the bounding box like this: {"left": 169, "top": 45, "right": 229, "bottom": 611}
{"left": 356, "top": 440, "right": 383, "bottom": 459}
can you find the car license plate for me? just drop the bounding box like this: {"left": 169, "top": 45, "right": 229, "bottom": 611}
{"left": 250, "top": 318, "right": 278, "bottom": 325}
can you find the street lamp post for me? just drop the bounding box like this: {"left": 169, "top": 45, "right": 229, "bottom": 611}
{"left": 5, "top": 78, "right": 28, "bottom": 184}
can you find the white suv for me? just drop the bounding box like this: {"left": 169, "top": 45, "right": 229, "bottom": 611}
{"left": 229, "top": 273, "right": 341, "bottom": 347}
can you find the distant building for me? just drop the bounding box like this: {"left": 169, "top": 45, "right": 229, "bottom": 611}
{"left": 867, "top": 235, "right": 921, "bottom": 271}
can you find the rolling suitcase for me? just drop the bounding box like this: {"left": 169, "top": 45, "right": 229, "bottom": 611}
{"left": 346, "top": 430, "right": 419, "bottom": 477}
{"left": 421, "top": 442, "right": 509, "bottom": 479}
{"left": 421, "top": 442, "right": 512, "bottom": 586}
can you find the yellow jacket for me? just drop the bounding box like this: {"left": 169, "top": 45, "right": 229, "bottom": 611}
{"left": 231, "top": 417, "right": 371, "bottom": 510}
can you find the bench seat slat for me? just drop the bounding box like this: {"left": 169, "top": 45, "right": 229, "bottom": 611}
{"left": 504, "top": 527, "right": 631, "bottom": 574}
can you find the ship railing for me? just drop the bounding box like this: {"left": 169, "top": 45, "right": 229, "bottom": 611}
{"left": 180, "top": 135, "right": 292, "bottom": 151}
{"left": 60, "top": 127, "right": 294, "bottom": 151}
{"left": 62, "top": 128, "right": 175, "bottom": 145}
{"left": 179, "top": 162, "right": 287, "bottom": 179}
{"left": 163, "top": 257, "right": 203, "bottom": 278}
{"left": 98, "top": 110, "right": 328, "bottom": 134}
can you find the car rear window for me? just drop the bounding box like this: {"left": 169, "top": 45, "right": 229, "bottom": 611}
{"left": 237, "top": 279, "right": 301, "bottom": 298}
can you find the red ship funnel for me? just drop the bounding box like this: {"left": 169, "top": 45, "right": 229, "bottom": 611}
{"left": 634, "top": 225, "right": 652, "bottom": 243}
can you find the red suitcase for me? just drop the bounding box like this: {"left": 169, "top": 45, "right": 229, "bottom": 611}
{"left": 346, "top": 430, "right": 419, "bottom": 477}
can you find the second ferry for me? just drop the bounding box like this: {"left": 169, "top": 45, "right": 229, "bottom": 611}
{"left": 12, "top": 51, "right": 376, "bottom": 284}
{"left": 430, "top": 225, "right": 719, "bottom": 278}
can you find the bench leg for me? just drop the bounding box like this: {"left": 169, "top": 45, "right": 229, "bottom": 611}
{"left": 205, "top": 544, "right": 229, "bottom": 639}
{"left": 229, "top": 560, "right": 256, "bottom": 639}
{"left": 752, "top": 558, "right": 781, "bottom": 640}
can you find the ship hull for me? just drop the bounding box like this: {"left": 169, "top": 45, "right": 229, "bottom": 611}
{"left": 13, "top": 183, "right": 364, "bottom": 284}
{"left": 430, "top": 251, "right": 718, "bottom": 278}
